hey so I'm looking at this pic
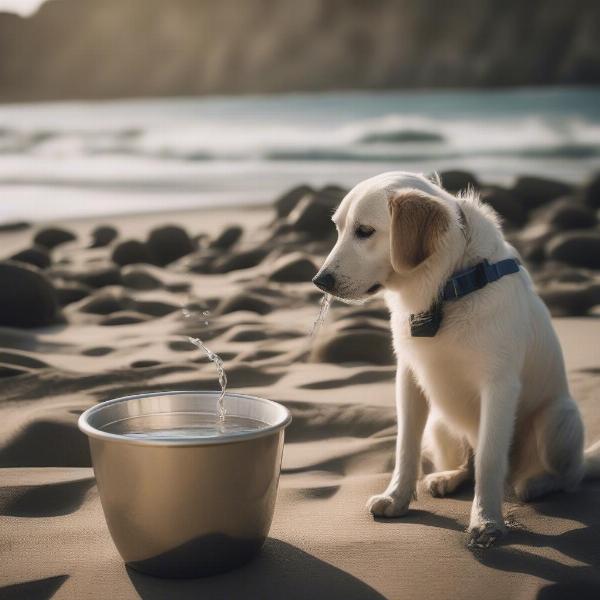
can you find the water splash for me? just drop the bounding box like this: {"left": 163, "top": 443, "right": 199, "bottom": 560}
{"left": 181, "top": 304, "right": 228, "bottom": 424}
{"left": 310, "top": 293, "right": 332, "bottom": 337}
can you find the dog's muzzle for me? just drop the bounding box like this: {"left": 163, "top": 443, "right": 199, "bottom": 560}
{"left": 312, "top": 271, "right": 336, "bottom": 293}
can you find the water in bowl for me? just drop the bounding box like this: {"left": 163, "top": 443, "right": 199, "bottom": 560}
{"left": 101, "top": 413, "right": 267, "bottom": 440}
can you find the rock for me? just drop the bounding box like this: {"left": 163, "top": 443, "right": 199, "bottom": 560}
{"left": 513, "top": 222, "right": 556, "bottom": 265}
{"left": 76, "top": 265, "right": 122, "bottom": 288}
{"left": 275, "top": 185, "right": 314, "bottom": 218}
{"left": 310, "top": 329, "right": 394, "bottom": 365}
{"left": 479, "top": 186, "right": 527, "bottom": 227}
{"left": 218, "top": 293, "right": 273, "bottom": 315}
{"left": 538, "top": 282, "right": 600, "bottom": 317}
{"left": 10, "top": 245, "right": 51, "bottom": 269}
{"left": 146, "top": 225, "right": 194, "bottom": 266}
{"left": 100, "top": 311, "right": 150, "bottom": 326}
{"left": 546, "top": 232, "right": 600, "bottom": 269}
{"left": 316, "top": 185, "right": 347, "bottom": 206}
{"left": 212, "top": 248, "right": 270, "bottom": 273}
{"left": 210, "top": 226, "right": 243, "bottom": 250}
{"left": 79, "top": 292, "right": 126, "bottom": 315}
{"left": 228, "top": 328, "right": 269, "bottom": 342}
{"left": 439, "top": 170, "right": 479, "bottom": 194}
{"left": 90, "top": 224, "right": 118, "bottom": 248}
{"left": 55, "top": 282, "right": 91, "bottom": 306}
{"left": 112, "top": 239, "right": 153, "bottom": 266}
{"left": 512, "top": 176, "right": 573, "bottom": 209}
{"left": 542, "top": 198, "right": 597, "bottom": 230}
{"left": 269, "top": 253, "right": 317, "bottom": 282}
{"left": 33, "top": 226, "right": 77, "bottom": 249}
{"left": 121, "top": 266, "right": 163, "bottom": 290}
{"left": 0, "top": 261, "right": 63, "bottom": 328}
{"left": 0, "top": 221, "right": 30, "bottom": 233}
{"left": 582, "top": 172, "right": 600, "bottom": 209}
{"left": 287, "top": 196, "right": 336, "bottom": 240}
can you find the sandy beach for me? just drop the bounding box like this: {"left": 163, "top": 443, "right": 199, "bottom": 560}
{"left": 1, "top": 175, "right": 600, "bottom": 599}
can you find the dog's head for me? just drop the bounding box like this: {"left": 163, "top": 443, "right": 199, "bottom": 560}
{"left": 312, "top": 173, "right": 463, "bottom": 302}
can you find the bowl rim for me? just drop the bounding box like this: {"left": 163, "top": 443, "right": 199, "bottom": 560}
{"left": 78, "top": 390, "right": 292, "bottom": 447}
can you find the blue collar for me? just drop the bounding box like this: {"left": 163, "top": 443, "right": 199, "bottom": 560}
{"left": 410, "top": 258, "right": 520, "bottom": 337}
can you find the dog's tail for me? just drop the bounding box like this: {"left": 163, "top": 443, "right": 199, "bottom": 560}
{"left": 584, "top": 440, "right": 600, "bottom": 479}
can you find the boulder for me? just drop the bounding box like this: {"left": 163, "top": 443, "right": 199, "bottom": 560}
{"left": 33, "top": 226, "right": 76, "bottom": 249}
{"left": 439, "top": 170, "right": 479, "bottom": 194}
{"left": 55, "top": 282, "right": 91, "bottom": 306}
{"left": 121, "top": 266, "right": 163, "bottom": 290}
{"left": 582, "top": 171, "right": 600, "bottom": 209}
{"left": 546, "top": 232, "right": 600, "bottom": 269}
{"left": 287, "top": 196, "right": 336, "bottom": 240}
{"left": 269, "top": 253, "right": 317, "bottom": 283}
{"left": 10, "top": 245, "right": 51, "bottom": 269}
{"left": 90, "top": 224, "right": 118, "bottom": 248}
{"left": 542, "top": 198, "right": 597, "bottom": 230}
{"left": 0, "top": 261, "right": 63, "bottom": 327}
{"left": 274, "top": 185, "right": 314, "bottom": 218}
{"left": 538, "top": 282, "right": 600, "bottom": 317}
{"left": 310, "top": 329, "right": 394, "bottom": 365}
{"left": 146, "top": 225, "right": 194, "bottom": 266}
{"left": 79, "top": 292, "right": 126, "bottom": 315}
{"left": 112, "top": 240, "right": 154, "bottom": 266}
{"left": 210, "top": 225, "right": 243, "bottom": 250}
{"left": 0, "top": 221, "right": 30, "bottom": 233}
{"left": 479, "top": 186, "right": 527, "bottom": 227}
{"left": 217, "top": 293, "right": 273, "bottom": 315}
{"left": 76, "top": 265, "right": 122, "bottom": 288}
{"left": 512, "top": 176, "right": 572, "bottom": 209}
{"left": 212, "top": 248, "right": 270, "bottom": 273}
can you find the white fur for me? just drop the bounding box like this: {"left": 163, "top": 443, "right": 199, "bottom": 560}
{"left": 315, "top": 171, "right": 598, "bottom": 548}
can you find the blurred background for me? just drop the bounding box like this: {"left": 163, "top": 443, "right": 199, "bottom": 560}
{"left": 0, "top": 0, "right": 599, "bottom": 222}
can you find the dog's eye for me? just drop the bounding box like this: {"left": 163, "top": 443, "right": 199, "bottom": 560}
{"left": 355, "top": 225, "right": 375, "bottom": 239}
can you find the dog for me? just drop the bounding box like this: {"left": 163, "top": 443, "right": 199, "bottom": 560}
{"left": 312, "top": 171, "right": 600, "bottom": 548}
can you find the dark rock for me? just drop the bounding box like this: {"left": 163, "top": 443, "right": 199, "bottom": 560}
{"left": 76, "top": 265, "right": 122, "bottom": 288}
{"left": 582, "top": 171, "right": 600, "bottom": 209}
{"left": 0, "top": 261, "right": 63, "bottom": 328}
{"left": 112, "top": 239, "right": 153, "bottom": 266}
{"left": 131, "top": 360, "right": 162, "bottom": 368}
{"left": 275, "top": 185, "right": 314, "bottom": 218}
{"left": 513, "top": 222, "right": 556, "bottom": 265}
{"left": 10, "top": 245, "right": 51, "bottom": 269}
{"left": 269, "top": 253, "right": 317, "bottom": 282}
{"left": 55, "top": 282, "right": 91, "bottom": 306}
{"left": 542, "top": 197, "right": 597, "bottom": 230}
{"left": 79, "top": 292, "right": 125, "bottom": 315}
{"left": 512, "top": 176, "right": 573, "bottom": 209}
{"left": 133, "top": 299, "right": 178, "bottom": 317}
{"left": 146, "top": 225, "right": 194, "bottom": 266}
{"left": 546, "top": 232, "right": 600, "bottom": 269}
{"left": 121, "top": 266, "right": 162, "bottom": 290}
{"left": 90, "top": 224, "right": 118, "bottom": 248}
{"left": 33, "top": 227, "right": 77, "bottom": 249}
{"left": 310, "top": 329, "right": 394, "bottom": 365}
{"left": 210, "top": 226, "right": 243, "bottom": 250}
{"left": 439, "top": 170, "right": 479, "bottom": 194}
{"left": 213, "top": 248, "right": 270, "bottom": 273}
{"left": 228, "top": 328, "right": 268, "bottom": 342}
{"left": 316, "top": 185, "right": 347, "bottom": 206}
{"left": 538, "top": 282, "right": 600, "bottom": 316}
{"left": 479, "top": 186, "right": 527, "bottom": 227}
{"left": 100, "top": 311, "right": 150, "bottom": 326}
{"left": 0, "top": 221, "right": 30, "bottom": 233}
{"left": 287, "top": 196, "right": 336, "bottom": 240}
{"left": 218, "top": 294, "right": 273, "bottom": 315}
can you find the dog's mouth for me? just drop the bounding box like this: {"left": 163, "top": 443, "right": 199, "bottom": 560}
{"left": 366, "top": 283, "right": 382, "bottom": 295}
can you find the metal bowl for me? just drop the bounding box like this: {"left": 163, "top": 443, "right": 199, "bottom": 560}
{"left": 78, "top": 391, "right": 292, "bottom": 578}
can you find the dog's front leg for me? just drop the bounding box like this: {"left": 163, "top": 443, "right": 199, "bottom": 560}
{"left": 468, "top": 377, "right": 521, "bottom": 548}
{"left": 367, "top": 366, "right": 428, "bottom": 517}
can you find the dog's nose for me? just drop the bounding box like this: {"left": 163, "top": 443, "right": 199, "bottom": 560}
{"left": 312, "top": 271, "right": 336, "bottom": 292}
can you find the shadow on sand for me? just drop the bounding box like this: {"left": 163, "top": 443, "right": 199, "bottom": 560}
{"left": 127, "top": 538, "right": 385, "bottom": 600}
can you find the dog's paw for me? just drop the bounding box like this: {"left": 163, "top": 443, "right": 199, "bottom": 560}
{"left": 366, "top": 493, "right": 409, "bottom": 518}
{"left": 467, "top": 521, "right": 507, "bottom": 549}
{"left": 423, "top": 472, "right": 458, "bottom": 497}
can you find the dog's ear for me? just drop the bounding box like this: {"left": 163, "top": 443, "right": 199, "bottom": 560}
{"left": 388, "top": 190, "right": 450, "bottom": 272}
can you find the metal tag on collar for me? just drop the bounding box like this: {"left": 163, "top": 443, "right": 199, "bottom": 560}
{"left": 409, "top": 302, "right": 443, "bottom": 337}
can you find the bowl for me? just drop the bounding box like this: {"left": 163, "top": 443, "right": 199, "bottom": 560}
{"left": 78, "top": 390, "right": 292, "bottom": 578}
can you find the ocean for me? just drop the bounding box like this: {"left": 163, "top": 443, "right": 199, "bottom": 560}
{"left": 1, "top": 87, "right": 599, "bottom": 222}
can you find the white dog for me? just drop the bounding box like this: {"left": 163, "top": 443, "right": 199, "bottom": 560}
{"left": 312, "top": 171, "right": 600, "bottom": 548}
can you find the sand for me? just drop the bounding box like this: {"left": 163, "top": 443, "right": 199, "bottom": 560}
{"left": 1, "top": 185, "right": 600, "bottom": 600}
